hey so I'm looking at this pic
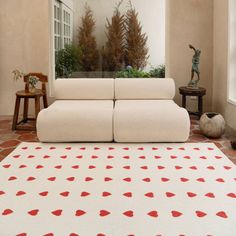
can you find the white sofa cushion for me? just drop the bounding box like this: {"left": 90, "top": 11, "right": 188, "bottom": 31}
{"left": 37, "top": 100, "right": 114, "bottom": 142}
{"left": 115, "top": 78, "right": 175, "bottom": 99}
{"left": 114, "top": 100, "right": 190, "bottom": 142}
{"left": 53, "top": 79, "right": 114, "bottom": 100}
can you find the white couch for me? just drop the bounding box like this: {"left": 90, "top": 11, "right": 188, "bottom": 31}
{"left": 37, "top": 78, "right": 190, "bottom": 142}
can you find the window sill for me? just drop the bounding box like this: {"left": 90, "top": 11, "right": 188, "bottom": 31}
{"left": 228, "top": 98, "right": 236, "bottom": 106}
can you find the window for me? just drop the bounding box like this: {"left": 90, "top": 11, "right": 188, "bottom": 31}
{"left": 53, "top": 0, "right": 73, "bottom": 52}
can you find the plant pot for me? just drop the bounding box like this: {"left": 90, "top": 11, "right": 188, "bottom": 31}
{"left": 199, "top": 112, "right": 225, "bottom": 138}
{"left": 29, "top": 87, "right": 36, "bottom": 93}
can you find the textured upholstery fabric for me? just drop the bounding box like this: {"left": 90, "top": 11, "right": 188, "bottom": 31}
{"left": 54, "top": 79, "right": 114, "bottom": 100}
{"left": 115, "top": 78, "right": 175, "bottom": 100}
{"left": 114, "top": 100, "right": 190, "bottom": 142}
{"left": 37, "top": 100, "right": 114, "bottom": 142}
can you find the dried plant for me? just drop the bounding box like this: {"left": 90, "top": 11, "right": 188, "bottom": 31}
{"left": 125, "top": 3, "right": 149, "bottom": 69}
{"left": 78, "top": 5, "right": 99, "bottom": 71}
{"left": 102, "top": 1, "right": 125, "bottom": 71}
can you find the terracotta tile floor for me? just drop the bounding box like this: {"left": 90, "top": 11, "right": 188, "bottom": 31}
{"left": 0, "top": 116, "right": 236, "bottom": 164}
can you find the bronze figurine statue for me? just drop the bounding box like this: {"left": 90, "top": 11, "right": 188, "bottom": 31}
{"left": 188, "top": 44, "right": 201, "bottom": 89}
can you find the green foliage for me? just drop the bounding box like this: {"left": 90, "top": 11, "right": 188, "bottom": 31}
{"left": 149, "top": 64, "right": 165, "bottom": 78}
{"left": 116, "top": 66, "right": 150, "bottom": 78}
{"left": 55, "top": 44, "right": 81, "bottom": 78}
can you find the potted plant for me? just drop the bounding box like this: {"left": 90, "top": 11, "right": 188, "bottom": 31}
{"left": 28, "top": 75, "right": 39, "bottom": 93}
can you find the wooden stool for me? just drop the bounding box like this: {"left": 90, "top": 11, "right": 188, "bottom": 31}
{"left": 12, "top": 73, "right": 48, "bottom": 131}
{"left": 179, "top": 86, "right": 206, "bottom": 119}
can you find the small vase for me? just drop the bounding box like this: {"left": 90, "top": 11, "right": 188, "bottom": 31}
{"left": 29, "top": 87, "right": 36, "bottom": 93}
{"left": 200, "top": 112, "right": 225, "bottom": 138}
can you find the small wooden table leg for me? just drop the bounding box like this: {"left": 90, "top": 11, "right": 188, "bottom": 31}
{"left": 182, "top": 95, "right": 186, "bottom": 108}
{"left": 43, "top": 94, "right": 48, "bottom": 108}
{"left": 198, "top": 96, "right": 203, "bottom": 118}
{"left": 35, "top": 96, "right": 40, "bottom": 120}
{"left": 23, "top": 98, "right": 29, "bottom": 123}
{"left": 12, "top": 96, "right": 21, "bottom": 130}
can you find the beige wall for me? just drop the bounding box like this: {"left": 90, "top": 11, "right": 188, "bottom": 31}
{"left": 0, "top": 0, "right": 51, "bottom": 115}
{"left": 166, "top": 0, "right": 213, "bottom": 111}
{"left": 213, "top": 0, "right": 236, "bottom": 130}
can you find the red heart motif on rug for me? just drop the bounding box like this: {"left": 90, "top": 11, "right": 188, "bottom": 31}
{"left": 161, "top": 178, "right": 169, "bottom": 182}
{"left": 216, "top": 211, "right": 228, "bottom": 218}
{"left": 35, "top": 147, "right": 42, "bottom": 150}
{"left": 22, "top": 147, "right": 28, "bottom": 150}
{"left": 123, "top": 147, "right": 129, "bottom": 150}
{"left": 123, "top": 156, "right": 130, "bottom": 159}
{"left": 143, "top": 178, "right": 151, "bottom": 182}
{"left": 52, "top": 209, "right": 62, "bottom": 216}
{"left": 141, "top": 166, "right": 148, "bottom": 170}
{"left": 183, "top": 156, "right": 191, "bottom": 159}
{"left": 108, "top": 147, "right": 115, "bottom": 150}
{"left": 180, "top": 178, "right": 189, "bottom": 182}
{"left": 187, "top": 192, "right": 197, "bottom": 197}
{"left": 145, "top": 192, "right": 154, "bottom": 198}
{"left": 85, "top": 177, "right": 93, "bottom": 182}
{"left": 179, "top": 147, "right": 185, "bottom": 150}
{"left": 60, "top": 155, "right": 67, "bottom": 159}
{"left": 167, "top": 147, "right": 173, "bottom": 150}
{"left": 44, "top": 233, "right": 54, "bottom": 236}
{"left": 27, "top": 177, "right": 36, "bottom": 181}
{"left": 49, "top": 147, "right": 56, "bottom": 150}
{"left": 170, "top": 155, "right": 177, "bottom": 159}
{"left": 81, "top": 191, "right": 90, "bottom": 197}
{"left": 106, "top": 165, "right": 113, "bottom": 169}
{"left": 175, "top": 166, "right": 183, "bottom": 170}
{"left": 72, "top": 165, "right": 79, "bottom": 169}
{"left": 189, "top": 166, "right": 197, "bottom": 170}
{"left": 139, "top": 156, "right": 146, "bottom": 159}
{"left": 69, "top": 234, "right": 79, "bottom": 236}
{"left": 67, "top": 177, "right": 75, "bottom": 181}
{"left": 65, "top": 147, "right": 71, "bottom": 150}
{"left": 123, "top": 192, "right": 132, "bottom": 198}
{"left": 16, "top": 233, "right": 27, "bottom": 236}
{"left": 166, "top": 192, "right": 175, "bottom": 197}
{"left": 3, "top": 164, "right": 11, "bottom": 168}
{"left": 138, "top": 147, "right": 144, "bottom": 150}
{"left": 123, "top": 210, "right": 134, "bottom": 217}
{"left": 208, "top": 147, "right": 214, "bottom": 150}
{"left": 76, "top": 155, "right": 83, "bottom": 159}
{"left": 92, "top": 155, "right": 99, "bottom": 159}
{"left": 104, "top": 177, "right": 112, "bottom": 182}
{"left": 148, "top": 211, "right": 158, "bottom": 218}
{"left": 80, "top": 147, "right": 86, "bottom": 150}
{"left": 47, "top": 177, "right": 56, "bottom": 181}
{"left": 100, "top": 210, "right": 110, "bottom": 217}
{"left": 43, "top": 155, "right": 51, "bottom": 159}
{"left": 200, "top": 156, "right": 207, "bottom": 159}
{"left": 97, "top": 233, "right": 106, "bottom": 236}
{"left": 157, "top": 166, "right": 165, "bottom": 170}
{"left": 102, "top": 192, "right": 111, "bottom": 197}
{"left": 196, "top": 178, "right": 205, "bottom": 182}
{"left": 16, "top": 191, "right": 26, "bottom": 196}
{"left": 39, "top": 191, "right": 48, "bottom": 196}
{"left": 107, "top": 155, "right": 114, "bottom": 159}
{"left": 123, "top": 166, "right": 130, "bottom": 170}
{"left": 54, "top": 165, "right": 62, "bottom": 169}
{"left": 193, "top": 147, "right": 200, "bottom": 150}
{"left": 154, "top": 156, "right": 161, "bottom": 159}
{"left": 8, "top": 176, "right": 17, "bottom": 181}
{"left": 216, "top": 178, "right": 225, "bottom": 183}
{"left": 207, "top": 166, "right": 215, "bottom": 170}
{"left": 152, "top": 147, "right": 158, "bottom": 150}
{"left": 75, "top": 209, "right": 86, "bottom": 216}
{"left": 224, "top": 166, "right": 232, "bottom": 170}
{"left": 205, "top": 192, "right": 215, "bottom": 198}
{"left": 94, "top": 147, "right": 100, "bottom": 150}
{"left": 13, "top": 155, "right": 20, "bottom": 158}
{"left": 123, "top": 177, "right": 131, "bottom": 182}
{"left": 60, "top": 191, "right": 70, "bottom": 197}
{"left": 36, "top": 165, "right": 44, "bottom": 169}
{"left": 215, "top": 156, "right": 222, "bottom": 159}
{"left": 28, "top": 209, "right": 39, "bottom": 216}
{"left": 171, "top": 211, "right": 182, "bottom": 217}
{"left": 227, "top": 193, "right": 236, "bottom": 198}
{"left": 0, "top": 191, "right": 5, "bottom": 195}
{"left": 196, "top": 211, "right": 207, "bottom": 218}
{"left": 88, "top": 165, "right": 96, "bottom": 169}
{"left": 27, "top": 155, "right": 35, "bottom": 159}
{"left": 19, "top": 165, "right": 27, "bottom": 168}
{"left": 2, "top": 209, "right": 13, "bottom": 215}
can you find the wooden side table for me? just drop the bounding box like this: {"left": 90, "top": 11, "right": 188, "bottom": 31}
{"left": 179, "top": 86, "right": 206, "bottom": 119}
{"left": 12, "top": 89, "right": 47, "bottom": 131}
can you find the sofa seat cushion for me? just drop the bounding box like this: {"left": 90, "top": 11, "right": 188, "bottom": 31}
{"left": 114, "top": 100, "right": 190, "bottom": 142}
{"left": 37, "top": 100, "right": 114, "bottom": 142}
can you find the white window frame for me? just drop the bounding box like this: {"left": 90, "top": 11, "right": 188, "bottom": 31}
{"left": 228, "top": 0, "right": 236, "bottom": 106}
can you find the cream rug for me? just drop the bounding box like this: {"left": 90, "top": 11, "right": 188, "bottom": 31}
{"left": 0, "top": 142, "right": 236, "bottom": 236}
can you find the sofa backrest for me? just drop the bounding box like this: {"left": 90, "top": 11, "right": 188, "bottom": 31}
{"left": 115, "top": 78, "right": 175, "bottom": 100}
{"left": 54, "top": 78, "right": 114, "bottom": 100}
